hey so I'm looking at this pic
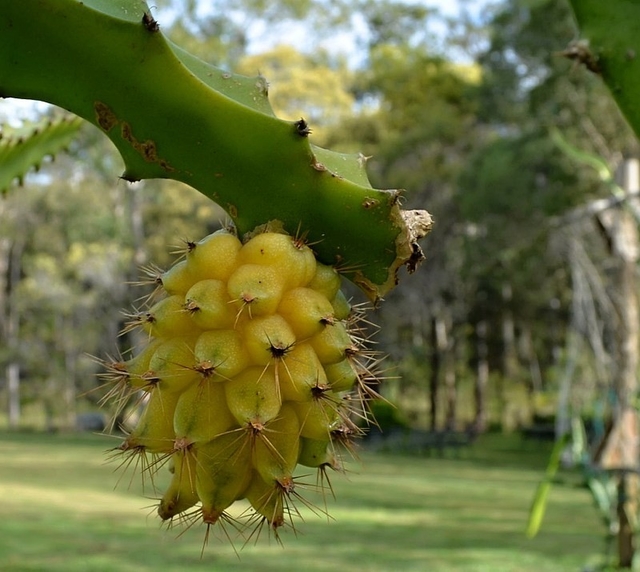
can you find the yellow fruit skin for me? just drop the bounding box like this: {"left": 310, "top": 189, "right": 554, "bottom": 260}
{"left": 277, "top": 287, "right": 335, "bottom": 340}
{"left": 238, "top": 232, "right": 316, "bottom": 288}
{"left": 187, "top": 230, "right": 242, "bottom": 282}
{"left": 227, "top": 263, "right": 286, "bottom": 317}
{"left": 309, "top": 322, "right": 354, "bottom": 365}
{"left": 278, "top": 343, "right": 328, "bottom": 402}
{"left": 124, "top": 338, "right": 164, "bottom": 390}
{"left": 292, "top": 393, "right": 341, "bottom": 441}
{"left": 173, "top": 379, "right": 238, "bottom": 444}
{"left": 148, "top": 336, "right": 200, "bottom": 394}
{"left": 196, "top": 431, "right": 253, "bottom": 524}
{"left": 324, "top": 359, "right": 358, "bottom": 393}
{"left": 307, "top": 262, "right": 341, "bottom": 300}
{"left": 123, "top": 387, "right": 179, "bottom": 454}
{"left": 297, "top": 246, "right": 317, "bottom": 287}
{"left": 330, "top": 290, "right": 351, "bottom": 321}
{"left": 184, "top": 279, "right": 235, "bottom": 330}
{"left": 244, "top": 471, "right": 286, "bottom": 529}
{"left": 298, "top": 437, "right": 340, "bottom": 470}
{"left": 111, "top": 230, "right": 374, "bottom": 536}
{"left": 161, "top": 260, "right": 195, "bottom": 296}
{"left": 143, "top": 295, "right": 198, "bottom": 338}
{"left": 157, "top": 449, "right": 199, "bottom": 520}
{"left": 225, "top": 366, "right": 282, "bottom": 426}
{"left": 253, "top": 403, "right": 300, "bottom": 487}
{"left": 194, "top": 329, "right": 250, "bottom": 381}
{"left": 242, "top": 314, "right": 296, "bottom": 366}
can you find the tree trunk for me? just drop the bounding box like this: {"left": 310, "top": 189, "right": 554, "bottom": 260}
{"left": 520, "top": 326, "right": 543, "bottom": 394}
{"left": 52, "top": 312, "right": 78, "bottom": 431}
{"left": 0, "top": 235, "right": 12, "bottom": 426}
{"left": 7, "top": 237, "right": 24, "bottom": 429}
{"left": 0, "top": 230, "right": 25, "bottom": 430}
{"left": 499, "top": 283, "right": 517, "bottom": 429}
{"left": 7, "top": 363, "right": 20, "bottom": 429}
{"left": 63, "top": 315, "right": 78, "bottom": 431}
{"left": 618, "top": 475, "right": 637, "bottom": 569}
{"left": 127, "top": 184, "right": 147, "bottom": 269}
{"left": 443, "top": 318, "right": 457, "bottom": 431}
{"left": 473, "top": 320, "right": 489, "bottom": 433}
{"left": 429, "top": 317, "right": 440, "bottom": 431}
{"left": 501, "top": 283, "right": 518, "bottom": 380}
{"left": 613, "top": 226, "right": 639, "bottom": 569}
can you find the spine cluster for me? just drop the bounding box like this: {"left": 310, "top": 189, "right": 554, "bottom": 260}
{"left": 100, "top": 228, "right": 380, "bottom": 541}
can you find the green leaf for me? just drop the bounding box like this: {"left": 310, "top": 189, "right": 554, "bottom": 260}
{"left": 550, "top": 127, "right": 611, "bottom": 183}
{"left": 525, "top": 432, "right": 570, "bottom": 538}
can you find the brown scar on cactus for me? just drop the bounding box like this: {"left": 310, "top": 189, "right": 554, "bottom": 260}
{"left": 120, "top": 121, "right": 176, "bottom": 171}
{"left": 94, "top": 101, "right": 118, "bottom": 132}
{"left": 311, "top": 159, "right": 327, "bottom": 172}
{"left": 94, "top": 101, "right": 175, "bottom": 172}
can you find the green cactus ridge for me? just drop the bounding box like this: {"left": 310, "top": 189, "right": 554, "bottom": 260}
{"left": 0, "top": 0, "right": 432, "bottom": 301}
{"left": 0, "top": 115, "right": 83, "bottom": 192}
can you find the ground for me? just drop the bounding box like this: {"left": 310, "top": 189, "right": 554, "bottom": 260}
{"left": 0, "top": 431, "right": 605, "bottom": 572}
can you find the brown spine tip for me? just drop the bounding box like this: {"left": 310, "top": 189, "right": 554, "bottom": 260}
{"left": 142, "top": 12, "right": 160, "bottom": 33}
{"left": 294, "top": 118, "right": 311, "bottom": 137}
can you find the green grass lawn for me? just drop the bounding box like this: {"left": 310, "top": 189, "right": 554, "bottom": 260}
{"left": 0, "top": 431, "right": 606, "bottom": 572}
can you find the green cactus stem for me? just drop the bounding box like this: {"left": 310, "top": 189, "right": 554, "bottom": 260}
{"left": 0, "top": 0, "right": 432, "bottom": 301}
{"left": 0, "top": 115, "right": 83, "bottom": 192}
{"left": 568, "top": 1, "right": 640, "bottom": 141}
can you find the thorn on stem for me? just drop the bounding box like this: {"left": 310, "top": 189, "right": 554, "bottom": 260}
{"left": 294, "top": 118, "right": 311, "bottom": 137}
{"left": 142, "top": 12, "right": 160, "bottom": 33}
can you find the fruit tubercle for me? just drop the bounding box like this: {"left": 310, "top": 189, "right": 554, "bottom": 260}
{"left": 105, "top": 228, "right": 381, "bottom": 540}
{"left": 0, "top": 0, "right": 432, "bottom": 301}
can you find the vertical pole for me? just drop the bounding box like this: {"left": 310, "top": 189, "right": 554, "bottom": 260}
{"left": 612, "top": 159, "right": 640, "bottom": 568}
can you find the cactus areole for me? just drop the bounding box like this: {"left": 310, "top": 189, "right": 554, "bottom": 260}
{"left": 0, "top": 0, "right": 432, "bottom": 302}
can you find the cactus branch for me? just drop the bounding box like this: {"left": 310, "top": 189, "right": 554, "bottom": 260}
{"left": 0, "top": 115, "right": 83, "bottom": 192}
{"left": 568, "top": 1, "right": 640, "bottom": 141}
{"left": 0, "top": 0, "right": 432, "bottom": 301}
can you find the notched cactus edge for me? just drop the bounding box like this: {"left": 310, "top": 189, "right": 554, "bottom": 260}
{"left": 0, "top": 0, "right": 433, "bottom": 301}
{"left": 0, "top": 115, "right": 83, "bottom": 193}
